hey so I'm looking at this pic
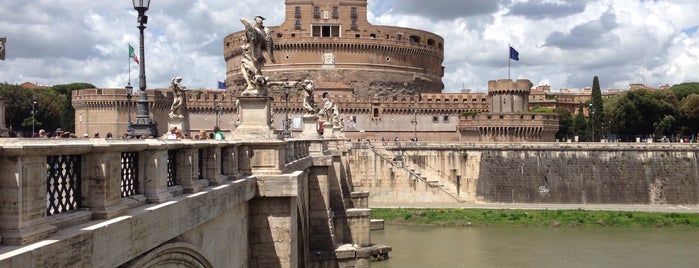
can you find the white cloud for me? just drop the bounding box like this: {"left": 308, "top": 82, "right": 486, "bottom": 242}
{"left": 0, "top": 0, "right": 697, "bottom": 94}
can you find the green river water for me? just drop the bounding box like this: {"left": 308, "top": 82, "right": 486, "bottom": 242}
{"left": 371, "top": 224, "right": 699, "bottom": 268}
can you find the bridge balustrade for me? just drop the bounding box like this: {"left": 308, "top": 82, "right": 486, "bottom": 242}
{"left": 0, "top": 138, "right": 319, "bottom": 246}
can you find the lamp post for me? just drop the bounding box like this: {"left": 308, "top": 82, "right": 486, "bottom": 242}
{"left": 281, "top": 84, "right": 291, "bottom": 138}
{"left": 128, "top": 0, "right": 158, "bottom": 138}
{"left": 214, "top": 101, "right": 221, "bottom": 127}
{"left": 589, "top": 103, "right": 595, "bottom": 142}
{"left": 31, "top": 95, "right": 37, "bottom": 137}
{"left": 126, "top": 83, "right": 133, "bottom": 124}
{"left": 412, "top": 108, "right": 417, "bottom": 142}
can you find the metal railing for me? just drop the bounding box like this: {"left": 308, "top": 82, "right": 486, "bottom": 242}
{"left": 47, "top": 155, "right": 82, "bottom": 216}
{"left": 121, "top": 152, "right": 139, "bottom": 197}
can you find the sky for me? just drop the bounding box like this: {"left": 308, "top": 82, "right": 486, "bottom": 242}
{"left": 0, "top": 0, "right": 698, "bottom": 93}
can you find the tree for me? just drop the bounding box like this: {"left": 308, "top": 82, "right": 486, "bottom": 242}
{"left": 51, "top": 83, "right": 95, "bottom": 132}
{"left": 653, "top": 115, "right": 675, "bottom": 137}
{"left": 678, "top": 94, "right": 699, "bottom": 135}
{"left": 669, "top": 82, "right": 699, "bottom": 100}
{"left": 572, "top": 102, "right": 588, "bottom": 141}
{"left": 554, "top": 107, "right": 573, "bottom": 140}
{"left": 605, "top": 89, "right": 679, "bottom": 140}
{"left": 531, "top": 106, "right": 554, "bottom": 113}
{"left": 590, "top": 76, "right": 604, "bottom": 141}
{"left": 0, "top": 82, "right": 93, "bottom": 136}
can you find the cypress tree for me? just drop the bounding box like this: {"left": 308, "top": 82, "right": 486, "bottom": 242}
{"left": 590, "top": 76, "right": 604, "bottom": 141}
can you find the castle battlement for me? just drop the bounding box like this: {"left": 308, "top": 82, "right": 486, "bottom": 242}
{"left": 488, "top": 79, "right": 533, "bottom": 94}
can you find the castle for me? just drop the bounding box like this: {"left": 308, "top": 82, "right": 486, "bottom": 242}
{"left": 72, "top": 0, "right": 559, "bottom": 142}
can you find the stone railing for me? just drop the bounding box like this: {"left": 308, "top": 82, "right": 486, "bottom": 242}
{"left": 0, "top": 138, "right": 315, "bottom": 246}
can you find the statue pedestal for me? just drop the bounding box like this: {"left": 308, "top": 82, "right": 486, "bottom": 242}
{"left": 322, "top": 121, "right": 333, "bottom": 139}
{"left": 167, "top": 117, "right": 189, "bottom": 138}
{"left": 300, "top": 114, "right": 321, "bottom": 139}
{"left": 333, "top": 126, "right": 343, "bottom": 138}
{"left": 235, "top": 96, "right": 275, "bottom": 139}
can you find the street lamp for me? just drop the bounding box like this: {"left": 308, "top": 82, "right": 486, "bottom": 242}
{"left": 31, "top": 95, "right": 37, "bottom": 137}
{"left": 589, "top": 103, "right": 595, "bottom": 142}
{"left": 214, "top": 101, "right": 221, "bottom": 127}
{"left": 412, "top": 108, "right": 417, "bottom": 142}
{"left": 127, "top": 0, "right": 158, "bottom": 138}
{"left": 281, "top": 84, "right": 291, "bottom": 138}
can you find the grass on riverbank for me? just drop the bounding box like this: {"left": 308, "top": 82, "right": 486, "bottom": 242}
{"left": 371, "top": 208, "right": 699, "bottom": 228}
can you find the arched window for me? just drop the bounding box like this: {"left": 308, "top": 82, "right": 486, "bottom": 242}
{"left": 409, "top": 35, "right": 421, "bottom": 43}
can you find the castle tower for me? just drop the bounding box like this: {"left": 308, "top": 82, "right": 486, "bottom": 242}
{"left": 488, "top": 79, "right": 532, "bottom": 114}
{"left": 223, "top": 0, "right": 445, "bottom": 97}
{"left": 457, "top": 79, "right": 559, "bottom": 142}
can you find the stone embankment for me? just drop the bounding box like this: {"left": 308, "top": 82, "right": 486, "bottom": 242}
{"left": 349, "top": 142, "right": 699, "bottom": 206}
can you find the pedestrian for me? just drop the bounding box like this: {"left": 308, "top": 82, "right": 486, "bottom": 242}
{"left": 198, "top": 130, "right": 208, "bottom": 140}
{"left": 213, "top": 126, "right": 225, "bottom": 140}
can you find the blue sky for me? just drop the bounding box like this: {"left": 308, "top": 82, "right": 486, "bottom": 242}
{"left": 0, "top": 0, "right": 698, "bottom": 93}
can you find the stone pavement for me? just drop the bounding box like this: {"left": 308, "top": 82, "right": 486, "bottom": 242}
{"left": 371, "top": 203, "right": 699, "bottom": 214}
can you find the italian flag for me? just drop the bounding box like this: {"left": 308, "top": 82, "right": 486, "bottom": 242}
{"left": 129, "top": 44, "right": 139, "bottom": 64}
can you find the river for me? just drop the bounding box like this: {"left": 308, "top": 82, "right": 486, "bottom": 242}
{"left": 371, "top": 224, "right": 699, "bottom": 268}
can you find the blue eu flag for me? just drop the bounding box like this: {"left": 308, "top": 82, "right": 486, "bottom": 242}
{"left": 509, "top": 46, "right": 519, "bottom": 61}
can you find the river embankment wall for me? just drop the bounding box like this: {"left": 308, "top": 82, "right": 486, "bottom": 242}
{"left": 349, "top": 143, "right": 699, "bottom": 205}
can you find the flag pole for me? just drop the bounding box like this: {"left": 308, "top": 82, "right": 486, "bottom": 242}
{"left": 128, "top": 45, "right": 131, "bottom": 86}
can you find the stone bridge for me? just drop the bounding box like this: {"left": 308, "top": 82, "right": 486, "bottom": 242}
{"left": 0, "top": 137, "right": 382, "bottom": 267}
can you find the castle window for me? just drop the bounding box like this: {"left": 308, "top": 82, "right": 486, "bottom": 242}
{"left": 295, "top": 19, "right": 301, "bottom": 30}
{"left": 397, "top": 34, "right": 403, "bottom": 41}
{"left": 370, "top": 33, "right": 376, "bottom": 39}
{"left": 355, "top": 34, "right": 360, "bottom": 38}
{"left": 277, "top": 33, "right": 283, "bottom": 38}
{"left": 312, "top": 25, "right": 340, "bottom": 37}
{"left": 443, "top": 116, "right": 449, "bottom": 122}
{"left": 427, "top": 39, "right": 435, "bottom": 46}
{"left": 313, "top": 6, "right": 320, "bottom": 18}
{"left": 373, "top": 108, "right": 379, "bottom": 118}
{"left": 332, "top": 7, "right": 339, "bottom": 19}
{"left": 499, "top": 115, "right": 504, "bottom": 120}
{"left": 351, "top": 19, "right": 358, "bottom": 30}
{"left": 295, "top": 6, "right": 301, "bottom": 18}
{"left": 409, "top": 35, "right": 421, "bottom": 43}
{"left": 438, "top": 43, "right": 444, "bottom": 49}
{"left": 351, "top": 7, "right": 357, "bottom": 18}
{"left": 432, "top": 116, "right": 439, "bottom": 123}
